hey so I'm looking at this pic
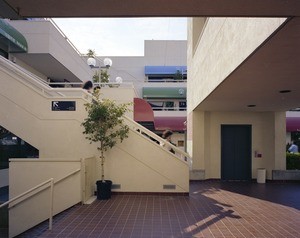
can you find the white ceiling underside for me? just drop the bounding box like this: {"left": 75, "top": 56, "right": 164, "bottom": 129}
{"left": 197, "top": 17, "right": 300, "bottom": 112}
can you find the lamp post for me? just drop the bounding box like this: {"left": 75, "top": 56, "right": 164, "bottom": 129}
{"left": 87, "top": 57, "right": 112, "bottom": 69}
{"left": 87, "top": 56, "right": 122, "bottom": 84}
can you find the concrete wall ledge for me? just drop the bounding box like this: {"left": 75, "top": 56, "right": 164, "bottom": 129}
{"left": 272, "top": 170, "right": 300, "bottom": 180}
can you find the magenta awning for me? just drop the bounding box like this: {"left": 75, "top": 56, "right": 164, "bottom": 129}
{"left": 286, "top": 117, "right": 300, "bottom": 132}
{"left": 154, "top": 117, "right": 186, "bottom": 131}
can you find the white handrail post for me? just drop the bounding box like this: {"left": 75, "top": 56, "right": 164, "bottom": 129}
{"left": 81, "top": 158, "right": 86, "bottom": 204}
{"left": 49, "top": 178, "right": 54, "bottom": 230}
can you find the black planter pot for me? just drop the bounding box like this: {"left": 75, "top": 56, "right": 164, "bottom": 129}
{"left": 96, "top": 180, "right": 112, "bottom": 200}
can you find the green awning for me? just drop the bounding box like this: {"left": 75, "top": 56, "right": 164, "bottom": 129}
{"left": 143, "top": 87, "right": 186, "bottom": 99}
{"left": 0, "top": 19, "right": 28, "bottom": 52}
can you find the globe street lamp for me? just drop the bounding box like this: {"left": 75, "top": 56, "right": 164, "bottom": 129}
{"left": 87, "top": 57, "right": 112, "bottom": 69}
{"left": 87, "top": 57, "right": 123, "bottom": 84}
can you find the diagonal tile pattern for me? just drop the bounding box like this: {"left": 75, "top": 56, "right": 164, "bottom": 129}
{"left": 17, "top": 181, "right": 300, "bottom": 238}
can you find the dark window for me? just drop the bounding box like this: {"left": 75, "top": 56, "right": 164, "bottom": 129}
{"left": 0, "top": 126, "right": 39, "bottom": 169}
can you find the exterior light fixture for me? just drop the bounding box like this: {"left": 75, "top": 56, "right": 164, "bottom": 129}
{"left": 115, "top": 77, "right": 123, "bottom": 84}
{"left": 87, "top": 57, "right": 112, "bottom": 69}
{"left": 279, "top": 90, "right": 291, "bottom": 94}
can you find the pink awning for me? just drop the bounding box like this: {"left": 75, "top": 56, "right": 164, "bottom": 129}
{"left": 133, "top": 98, "right": 154, "bottom": 122}
{"left": 286, "top": 117, "right": 300, "bottom": 132}
{"left": 154, "top": 117, "right": 186, "bottom": 131}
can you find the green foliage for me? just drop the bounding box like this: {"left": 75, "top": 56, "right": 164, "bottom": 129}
{"left": 174, "top": 70, "right": 183, "bottom": 80}
{"left": 82, "top": 91, "right": 130, "bottom": 180}
{"left": 92, "top": 70, "right": 110, "bottom": 84}
{"left": 100, "top": 69, "right": 110, "bottom": 83}
{"left": 286, "top": 152, "right": 300, "bottom": 170}
{"left": 82, "top": 92, "right": 130, "bottom": 152}
{"left": 92, "top": 71, "right": 100, "bottom": 83}
{"left": 87, "top": 49, "right": 96, "bottom": 57}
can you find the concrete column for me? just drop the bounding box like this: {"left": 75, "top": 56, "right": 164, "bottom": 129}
{"left": 189, "top": 110, "right": 208, "bottom": 180}
{"left": 274, "top": 111, "right": 286, "bottom": 170}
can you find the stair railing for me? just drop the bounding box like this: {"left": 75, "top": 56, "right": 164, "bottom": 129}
{"left": 0, "top": 178, "right": 54, "bottom": 230}
{"left": 123, "top": 115, "right": 192, "bottom": 168}
{"left": 0, "top": 168, "right": 81, "bottom": 231}
{"left": 0, "top": 56, "right": 91, "bottom": 99}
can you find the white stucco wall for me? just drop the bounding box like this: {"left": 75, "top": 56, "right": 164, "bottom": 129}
{"left": 98, "top": 40, "right": 187, "bottom": 97}
{"left": 187, "top": 17, "right": 286, "bottom": 113}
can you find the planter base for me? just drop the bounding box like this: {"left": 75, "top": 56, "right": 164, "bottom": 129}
{"left": 96, "top": 180, "right": 112, "bottom": 200}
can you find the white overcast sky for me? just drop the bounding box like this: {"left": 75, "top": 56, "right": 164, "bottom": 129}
{"left": 52, "top": 18, "right": 187, "bottom": 56}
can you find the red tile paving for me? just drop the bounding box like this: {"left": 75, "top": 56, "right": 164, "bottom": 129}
{"left": 16, "top": 181, "right": 300, "bottom": 238}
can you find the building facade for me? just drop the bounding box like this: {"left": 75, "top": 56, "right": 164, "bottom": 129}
{"left": 97, "top": 40, "right": 188, "bottom": 149}
{"left": 187, "top": 17, "right": 300, "bottom": 180}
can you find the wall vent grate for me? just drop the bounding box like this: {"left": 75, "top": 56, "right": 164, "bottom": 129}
{"left": 163, "top": 184, "right": 176, "bottom": 190}
{"left": 111, "top": 184, "right": 121, "bottom": 189}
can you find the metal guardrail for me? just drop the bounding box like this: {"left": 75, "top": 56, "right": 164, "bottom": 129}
{"left": 47, "top": 82, "right": 134, "bottom": 88}
{"left": 145, "top": 79, "right": 187, "bottom": 83}
{"left": 152, "top": 107, "right": 187, "bottom": 111}
{"left": 123, "top": 115, "right": 192, "bottom": 168}
{"left": 0, "top": 178, "right": 54, "bottom": 230}
{"left": 0, "top": 168, "right": 81, "bottom": 232}
{"left": 83, "top": 93, "right": 192, "bottom": 168}
{"left": 0, "top": 56, "right": 92, "bottom": 99}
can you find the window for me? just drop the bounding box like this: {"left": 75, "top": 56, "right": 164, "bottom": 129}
{"left": 0, "top": 126, "right": 39, "bottom": 169}
{"left": 178, "top": 141, "right": 184, "bottom": 147}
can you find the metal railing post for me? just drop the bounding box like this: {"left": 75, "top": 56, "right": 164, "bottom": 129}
{"left": 49, "top": 178, "right": 54, "bottom": 230}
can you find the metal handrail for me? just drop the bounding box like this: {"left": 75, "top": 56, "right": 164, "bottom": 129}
{"left": 123, "top": 115, "right": 192, "bottom": 167}
{"left": 55, "top": 169, "right": 81, "bottom": 185}
{"left": 152, "top": 107, "right": 187, "bottom": 111}
{"left": 0, "top": 56, "right": 92, "bottom": 99}
{"left": 48, "top": 82, "right": 134, "bottom": 88}
{"left": 0, "top": 168, "right": 81, "bottom": 231}
{"left": 145, "top": 79, "right": 187, "bottom": 83}
{"left": 84, "top": 93, "right": 192, "bottom": 167}
{"left": 0, "top": 178, "right": 53, "bottom": 209}
{"left": 0, "top": 178, "right": 54, "bottom": 230}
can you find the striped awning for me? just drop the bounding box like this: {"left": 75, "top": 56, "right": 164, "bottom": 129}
{"left": 0, "top": 19, "right": 28, "bottom": 52}
{"left": 145, "top": 66, "right": 187, "bottom": 75}
{"left": 143, "top": 87, "right": 186, "bottom": 99}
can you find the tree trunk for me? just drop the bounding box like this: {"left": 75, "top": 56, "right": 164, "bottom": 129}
{"left": 100, "top": 141, "right": 105, "bottom": 182}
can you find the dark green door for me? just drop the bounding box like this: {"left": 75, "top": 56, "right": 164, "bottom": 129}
{"left": 221, "top": 125, "right": 252, "bottom": 180}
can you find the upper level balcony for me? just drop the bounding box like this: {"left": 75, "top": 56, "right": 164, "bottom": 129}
{"left": 9, "top": 19, "right": 92, "bottom": 83}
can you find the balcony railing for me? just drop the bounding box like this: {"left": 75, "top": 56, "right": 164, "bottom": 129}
{"left": 152, "top": 107, "right": 186, "bottom": 111}
{"left": 145, "top": 78, "right": 187, "bottom": 83}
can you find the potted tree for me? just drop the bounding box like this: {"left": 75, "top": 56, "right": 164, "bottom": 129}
{"left": 82, "top": 91, "right": 130, "bottom": 199}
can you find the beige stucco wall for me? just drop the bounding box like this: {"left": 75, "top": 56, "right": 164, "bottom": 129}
{"left": 0, "top": 60, "right": 136, "bottom": 158}
{"left": 191, "top": 111, "right": 286, "bottom": 180}
{"left": 100, "top": 86, "right": 135, "bottom": 118}
{"left": 187, "top": 17, "right": 286, "bottom": 113}
{"left": 9, "top": 160, "right": 82, "bottom": 237}
{"left": 1, "top": 57, "right": 189, "bottom": 193}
